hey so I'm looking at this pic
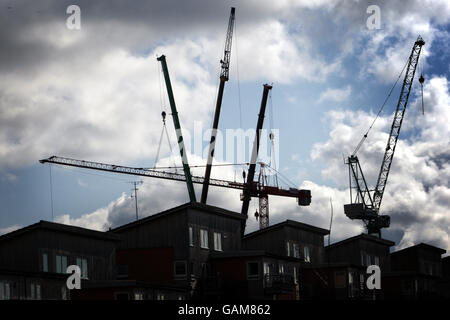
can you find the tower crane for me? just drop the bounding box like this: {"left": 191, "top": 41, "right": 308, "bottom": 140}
{"left": 344, "top": 36, "right": 425, "bottom": 237}
{"left": 39, "top": 155, "right": 311, "bottom": 215}
{"left": 201, "top": 7, "right": 235, "bottom": 204}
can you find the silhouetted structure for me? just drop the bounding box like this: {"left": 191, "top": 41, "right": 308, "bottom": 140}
{"left": 383, "top": 243, "right": 446, "bottom": 299}
{"left": 0, "top": 203, "right": 448, "bottom": 300}
{"left": 0, "top": 221, "right": 119, "bottom": 300}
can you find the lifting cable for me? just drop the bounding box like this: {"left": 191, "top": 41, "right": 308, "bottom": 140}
{"left": 352, "top": 59, "right": 409, "bottom": 156}
{"left": 267, "top": 90, "right": 279, "bottom": 187}
{"left": 419, "top": 54, "right": 425, "bottom": 115}
{"left": 48, "top": 164, "right": 54, "bottom": 221}
{"left": 155, "top": 60, "right": 177, "bottom": 171}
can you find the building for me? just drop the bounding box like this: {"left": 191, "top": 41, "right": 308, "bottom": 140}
{"left": 201, "top": 250, "right": 302, "bottom": 300}
{"left": 325, "top": 234, "right": 394, "bottom": 271}
{"left": 301, "top": 233, "right": 396, "bottom": 300}
{"left": 383, "top": 243, "right": 446, "bottom": 299}
{"left": 242, "top": 220, "right": 330, "bottom": 264}
{"left": 0, "top": 220, "right": 120, "bottom": 300}
{"left": 108, "top": 202, "right": 246, "bottom": 299}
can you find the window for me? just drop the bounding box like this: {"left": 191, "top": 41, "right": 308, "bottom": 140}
{"left": 304, "top": 246, "right": 310, "bottom": 262}
{"left": 374, "top": 256, "right": 380, "bottom": 266}
{"left": 61, "top": 286, "right": 67, "bottom": 300}
{"left": 213, "top": 232, "right": 222, "bottom": 251}
{"left": 366, "top": 253, "right": 371, "bottom": 266}
{"left": 294, "top": 267, "right": 298, "bottom": 284}
{"left": 36, "top": 284, "right": 41, "bottom": 300}
{"left": 174, "top": 261, "right": 187, "bottom": 276}
{"left": 42, "top": 253, "right": 48, "bottom": 272}
{"left": 116, "top": 292, "right": 129, "bottom": 300}
{"left": 286, "top": 241, "right": 291, "bottom": 256}
{"left": 348, "top": 272, "right": 354, "bottom": 285}
{"left": 134, "top": 292, "right": 144, "bottom": 300}
{"left": 335, "top": 271, "right": 346, "bottom": 288}
{"left": 76, "top": 258, "right": 88, "bottom": 279}
{"left": 247, "top": 262, "right": 259, "bottom": 279}
{"left": 118, "top": 264, "right": 129, "bottom": 278}
{"left": 200, "top": 229, "right": 209, "bottom": 249}
{"left": 0, "top": 282, "right": 3, "bottom": 300}
{"left": 156, "top": 293, "right": 165, "bottom": 300}
{"left": 30, "top": 283, "right": 36, "bottom": 300}
{"left": 279, "top": 264, "right": 285, "bottom": 274}
{"left": 56, "top": 255, "right": 68, "bottom": 274}
{"left": 189, "top": 227, "right": 194, "bottom": 247}
{"left": 293, "top": 243, "right": 300, "bottom": 258}
{"left": 263, "top": 262, "right": 270, "bottom": 275}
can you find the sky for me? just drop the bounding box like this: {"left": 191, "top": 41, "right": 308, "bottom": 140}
{"left": 0, "top": 0, "right": 449, "bottom": 253}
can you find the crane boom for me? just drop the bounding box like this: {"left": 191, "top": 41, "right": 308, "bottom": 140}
{"left": 157, "top": 55, "right": 197, "bottom": 202}
{"left": 241, "top": 84, "right": 272, "bottom": 218}
{"left": 344, "top": 36, "right": 425, "bottom": 236}
{"left": 39, "top": 156, "right": 310, "bottom": 200}
{"left": 201, "top": 7, "right": 235, "bottom": 204}
{"left": 373, "top": 36, "right": 425, "bottom": 209}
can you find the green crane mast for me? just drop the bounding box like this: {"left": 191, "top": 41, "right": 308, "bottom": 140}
{"left": 157, "top": 55, "right": 197, "bottom": 202}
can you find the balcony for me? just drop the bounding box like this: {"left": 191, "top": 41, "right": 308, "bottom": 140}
{"left": 263, "top": 274, "right": 295, "bottom": 294}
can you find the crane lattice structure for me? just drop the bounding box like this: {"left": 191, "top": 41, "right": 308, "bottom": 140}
{"left": 344, "top": 36, "right": 425, "bottom": 237}
{"left": 201, "top": 7, "right": 235, "bottom": 204}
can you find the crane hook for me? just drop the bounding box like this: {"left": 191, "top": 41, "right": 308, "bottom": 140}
{"left": 419, "top": 74, "right": 425, "bottom": 115}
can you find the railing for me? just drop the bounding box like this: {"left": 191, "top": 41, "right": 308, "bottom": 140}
{"left": 263, "top": 274, "right": 295, "bottom": 291}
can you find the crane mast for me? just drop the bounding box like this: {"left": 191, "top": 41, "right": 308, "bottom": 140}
{"left": 241, "top": 84, "right": 273, "bottom": 221}
{"left": 157, "top": 55, "right": 197, "bottom": 202}
{"left": 344, "top": 36, "right": 425, "bottom": 236}
{"left": 201, "top": 7, "right": 235, "bottom": 204}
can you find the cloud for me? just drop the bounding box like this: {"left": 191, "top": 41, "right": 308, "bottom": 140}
{"left": 0, "top": 224, "right": 22, "bottom": 236}
{"left": 319, "top": 85, "right": 351, "bottom": 103}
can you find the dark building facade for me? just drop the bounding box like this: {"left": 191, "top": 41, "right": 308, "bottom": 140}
{"left": 0, "top": 220, "right": 119, "bottom": 300}
{"left": 202, "top": 250, "right": 302, "bottom": 300}
{"left": 242, "top": 220, "right": 330, "bottom": 264}
{"left": 383, "top": 243, "right": 446, "bottom": 299}
{"left": 1, "top": 203, "right": 449, "bottom": 300}
{"left": 109, "top": 202, "right": 246, "bottom": 299}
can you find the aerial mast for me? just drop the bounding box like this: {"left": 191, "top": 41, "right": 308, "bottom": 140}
{"left": 201, "top": 7, "right": 236, "bottom": 204}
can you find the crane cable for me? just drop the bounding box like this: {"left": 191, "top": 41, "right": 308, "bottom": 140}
{"left": 156, "top": 61, "right": 177, "bottom": 171}
{"left": 419, "top": 53, "right": 425, "bottom": 115}
{"left": 352, "top": 59, "right": 409, "bottom": 156}
{"left": 267, "top": 89, "right": 279, "bottom": 187}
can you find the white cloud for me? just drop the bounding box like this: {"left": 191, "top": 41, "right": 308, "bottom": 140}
{"left": 319, "top": 85, "right": 351, "bottom": 103}
{"left": 0, "top": 224, "right": 22, "bottom": 235}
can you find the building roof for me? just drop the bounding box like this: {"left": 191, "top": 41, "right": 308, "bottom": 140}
{"left": 111, "top": 202, "right": 245, "bottom": 233}
{"left": 243, "top": 219, "right": 329, "bottom": 240}
{"left": 325, "top": 233, "right": 395, "bottom": 250}
{"left": 0, "top": 220, "right": 121, "bottom": 243}
{"left": 391, "top": 243, "right": 446, "bottom": 256}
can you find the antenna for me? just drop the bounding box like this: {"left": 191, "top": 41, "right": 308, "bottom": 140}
{"left": 130, "top": 181, "right": 143, "bottom": 220}
{"left": 328, "top": 197, "right": 334, "bottom": 246}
